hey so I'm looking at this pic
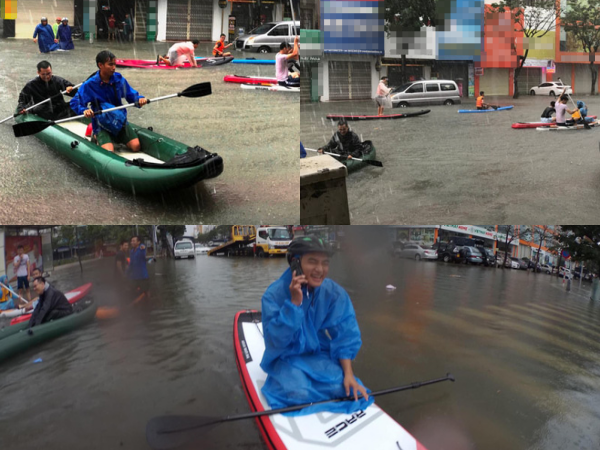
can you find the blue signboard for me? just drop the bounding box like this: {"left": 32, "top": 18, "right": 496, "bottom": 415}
{"left": 321, "top": 0, "right": 384, "bottom": 55}
{"left": 437, "top": 0, "right": 484, "bottom": 61}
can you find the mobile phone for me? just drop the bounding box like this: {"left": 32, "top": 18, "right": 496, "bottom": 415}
{"left": 290, "top": 257, "right": 303, "bottom": 277}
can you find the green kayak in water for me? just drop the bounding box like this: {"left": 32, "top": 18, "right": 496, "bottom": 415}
{"left": 341, "top": 140, "right": 377, "bottom": 173}
{"left": 14, "top": 112, "right": 224, "bottom": 195}
{"left": 0, "top": 298, "right": 97, "bottom": 363}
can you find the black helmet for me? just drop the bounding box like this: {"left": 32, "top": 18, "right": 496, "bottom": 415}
{"left": 287, "top": 236, "right": 333, "bottom": 265}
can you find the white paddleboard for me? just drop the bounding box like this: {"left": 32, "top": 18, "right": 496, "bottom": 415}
{"left": 537, "top": 121, "right": 599, "bottom": 131}
{"left": 234, "top": 310, "right": 428, "bottom": 450}
{"left": 240, "top": 84, "right": 300, "bottom": 93}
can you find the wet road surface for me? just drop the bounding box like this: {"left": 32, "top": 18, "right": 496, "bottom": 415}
{"left": 301, "top": 96, "right": 600, "bottom": 224}
{"left": 1, "top": 250, "right": 599, "bottom": 449}
{"left": 0, "top": 40, "right": 298, "bottom": 224}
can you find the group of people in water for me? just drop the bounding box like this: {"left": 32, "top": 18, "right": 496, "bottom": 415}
{"left": 539, "top": 88, "right": 591, "bottom": 127}
{"left": 33, "top": 17, "right": 75, "bottom": 53}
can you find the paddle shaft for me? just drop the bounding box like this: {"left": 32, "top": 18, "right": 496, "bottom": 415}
{"left": 305, "top": 147, "right": 371, "bottom": 163}
{"left": 160, "top": 373, "right": 454, "bottom": 434}
{"left": 0, "top": 280, "right": 29, "bottom": 305}
{"left": 0, "top": 82, "right": 83, "bottom": 125}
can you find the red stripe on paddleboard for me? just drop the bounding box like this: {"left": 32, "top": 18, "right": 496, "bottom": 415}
{"left": 234, "top": 310, "right": 287, "bottom": 450}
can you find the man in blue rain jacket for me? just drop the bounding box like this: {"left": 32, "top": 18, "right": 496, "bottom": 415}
{"left": 260, "top": 236, "right": 374, "bottom": 416}
{"left": 70, "top": 50, "right": 147, "bottom": 153}
{"left": 33, "top": 17, "right": 59, "bottom": 53}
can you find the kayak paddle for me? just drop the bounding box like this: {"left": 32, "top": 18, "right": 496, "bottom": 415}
{"left": 304, "top": 147, "right": 383, "bottom": 167}
{"left": 146, "top": 373, "right": 455, "bottom": 450}
{"left": 0, "top": 280, "right": 30, "bottom": 308}
{"left": 0, "top": 82, "right": 83, "bottom": 125}
{"left": 13, "top": 82, "right": 212, "bottom": 138}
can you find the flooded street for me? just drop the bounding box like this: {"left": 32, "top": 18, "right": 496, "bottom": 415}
{"left": 301, "top": 96, "right": 600, "bottom": 224}
{"left": 1, "top": 248, "right": 599, "bottom": 449}
{"left": 0, "top": 40, "right": 298, "bottom": 224}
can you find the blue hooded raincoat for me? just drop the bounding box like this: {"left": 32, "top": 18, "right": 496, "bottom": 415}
{"left": 70, "top": 71, "right": 144, "bottom": 136}
{"left": 33, "top": 23, "right": 59, "bottom": 53}
{"left": 57, "top": 24, "right": 74, "bottom": 50}
{"left": 260, "top": 267, "right": 374, "bottom": 416}
{"left": 0, "top": 275, "right": 19, "bottom": 311}
{"left": 300, "top": 142, "right": 306, "bottom": 158}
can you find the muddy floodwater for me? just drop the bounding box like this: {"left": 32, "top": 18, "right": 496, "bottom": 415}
{"left": 0, "top": 40, "right": 298, "bottom": 224}
{"left": 1, "top": 250, "right": 599, "bottom": 450}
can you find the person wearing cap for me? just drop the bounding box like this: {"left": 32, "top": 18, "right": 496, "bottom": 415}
{"left": 17, "top": 60, "right": 76, "bottom": 120}
{"left": 259, "top": 236, "right": 374, "bottom": 416}
{"left": 57, "top": 18, "right": 75, "bottom": 50}
{"left": 52, "top": 17, "right": 61, "bottom": 38}
{"left": 276, "top": 36, "right": 300, "bottom": 87}
{"left": 33, "top": 17, "right": 59, "bottom": 53}
{"left": 317, "top": 119, "right": 364, "bottom": 160}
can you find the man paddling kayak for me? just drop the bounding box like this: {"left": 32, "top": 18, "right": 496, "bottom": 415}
{"left": 17, "top": 61, "right": 76, "bottom": 121}
{"left": 213, "top": 34, "right": 233, "bottom": 57}
{"left": 555, "top": 92, "right": 578, "bottom": 127}
{"left": 28, "top": 276, "right": 73, "bottom": 328}
{"left": 476, "top": 91, "right": 489, "bottom": 110}
{"left": 318, "top": 120, "right": 364, "bottom": 160}
{"left": 276, "top": 36, "right": 300, "bottom": 87}
{"left": 33, "top": 17, "right": 59, "bottom": 53}
{"left": 260, "top": 236, "right": 374, "bottom": 415}
{"left": 70, "top": 50, "right": 148, "bottom": 153}
{"left": 158, "top": 40, "right": 200, "bottom": 67}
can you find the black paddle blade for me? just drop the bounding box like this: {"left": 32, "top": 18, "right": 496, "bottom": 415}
{"left": 364, "top": 159, "right": 383, "bottom": 167}
{"left": 13, "top": 120, "right": 54, "bottom": 138}
{"left": 179, "top": 82, "right": 212, "bottom": 98}
{"left": 146, "top": 415, "right": 220, "bottom": 450}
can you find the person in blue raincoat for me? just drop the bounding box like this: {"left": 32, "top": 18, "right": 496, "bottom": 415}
{"left": 70, "top": 50, "right": 147, "bottom": 153}
{"left": 33, "top": 17, "right": 59, "bottom": 53}
{"left": 57, "top": 18, "right": 75, "bottom": 50}
{"left": 260, "top": 236, "right": 375, "bottom": 416}
{"left": 0, "top": 275, "right": 20, "bottom": 311}
{"left": 300, "top": 142, "right": 306, "bottom": 158}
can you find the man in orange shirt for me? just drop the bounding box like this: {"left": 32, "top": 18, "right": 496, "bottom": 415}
{"left": 476, "top": 91, "right": 489, "bottom": 110}
{"left": 213, "top": 34, "right": 233, "bottom": 57}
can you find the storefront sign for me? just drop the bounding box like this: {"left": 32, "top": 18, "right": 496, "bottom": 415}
{"left": 1, "top": 0, "right": 17, "bottom": 20}
{"left": 300, "top": 29, "right": 323, "bottom": 62}
{"left": 474, "top": 67, "right": 483, "bottom": 76}
{"left": 321, "top": 0, "right": 384, "bottom": 55}
{"left": 468, "top": 64, "right": 475, "bottom": 97}
{"left": 441, "top": 225, "right": 518, "bottom": 245}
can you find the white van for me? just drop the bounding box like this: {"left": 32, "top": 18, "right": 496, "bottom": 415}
{"left": 391, "top": 80, "right": 461, "bottom": 107}
{"left": 235, "top": 21, "right": 300, "bottom": 53}
{"left": 174, "top": 239, "right": 195, "bottom": 259}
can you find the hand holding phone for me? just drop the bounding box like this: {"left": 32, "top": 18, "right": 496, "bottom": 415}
{"left": 289, "top": 258, "right": 307, "bottom": 306}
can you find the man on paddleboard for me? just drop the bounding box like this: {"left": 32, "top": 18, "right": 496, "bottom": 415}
{"left": 260, "top": 236, "right": 374, "bottom": 416}
{"left": 276, "top": 36, "right": 300, "bottom": 87}
{"left": 318, "top": 120, "right": 364, "bottom": 160}
{"left": 555, "top": 93, "right": 578, "bottom": 127}
{"left": 213, "top": 34, "right": 233, "bottom": 57}
{"left": 540, "top": 101, "right": 556, "bottom": 123}
{"left": 70, "top": 50, "right": 148, "bottom": 153}
{"left": 17, "top": 61, "right": 76, "bottom": 121}
{"left": 158, "top": 40, "right": 200, "bottom": 67}
{"left": 28, "top": 276, "right": 73, "bottom": 328}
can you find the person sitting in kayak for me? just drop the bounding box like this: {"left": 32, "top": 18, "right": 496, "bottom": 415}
{"left": 318, "top": 120, "right": 363, "bottom": 160}
{"left": 158, "top": 40, "right": 200, "bottom": 67}
{"left": 540, "top": 101, "right": 556, "bottom": 123}
{"left": 17, "top": 61, "right": 76, "bottom": 121}
{"left": 33, "top": 17, "right": 59, "bottom": 54}
{"left": 213, "top": 34, "right": 233, "bottom": 57}
{"left": 476, "top": 91, "right": 489, "bottom": 110}
{"left": 569, "top": 100, "right": 590, "bottom": 125}
{"left": 0, "top": 275, "right": 20, "bottom": 312}
{"left": 276, "top": 36, "right": 300, "bottom": 87}
{"left": 260, "top": 236, "right": 374, "bottom": 416}
{"left": 28, "top": 276, "right": 73, "bottom": 328}
{"left": 70, "top": 50, "right": 148, "bottom": 153}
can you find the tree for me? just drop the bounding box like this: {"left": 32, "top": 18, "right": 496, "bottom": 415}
{"left": 532, "top": 225, "right": 556, "bottom": 271}
{"left": 158, "top": 225, "right": 187, "bottom": 241}
{"left": 197, "top": 225, "right": 233, "bottom": 243}
{"left": 384, "top": 0, "right": 438, "bottom": 84}
{"left": 554, "top": 226, "right": 600, "bottom": 270}
{"left": 489, "top": 1, "right": 560, "bottom": 98}
{"left": 497, "top": 226, "right": 531, "bottom": 268}
{"left": 562, "top": 0, "right": 600, "bottom": 95}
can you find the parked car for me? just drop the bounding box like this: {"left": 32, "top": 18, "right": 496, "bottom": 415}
{"left": 436, "top": 242, "right": 461, "bottom": 263}
{"left": 517, "top": 259, "right": 528, "bottom": 270}
{"left": 195, "top": 245, "right": 211, "bottom": 255}
{"left": 396, "top": 243, "right": 438, "bottom": 261}
{"left": 477, "top": 247, "right": 496, "bottom": 266}
{"left": 390, "top": 79, "right": 462, "bottom": 108}
{"left": 390, "top": 241, "right": 404, "bottom": 256}
{"left": 541, "top": 264, "right": 554, "bottom": 274}
{"left": 235, "top": 21, "right": 300, "bottom": 53}
{"left": 529, "top": 82, "right": 572, "bottom": 96}
{"left": 572, "top": 267, "right": 590, "bottom": 280}
{"left": 174, "top": 239, "right": 195, "bottom": 259}
{"left": 558, "top": 266, "right": 572, "bottom": 278}
{"left": 462, "top": 246, "right": 483, "bottom": 265}
{"left": 509, "top": 257, "right": 521, "bottom": 269}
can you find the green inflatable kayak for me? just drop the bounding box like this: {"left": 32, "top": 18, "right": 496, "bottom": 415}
{"left": 0, "top": 298, "right": 97, "bottom": 363}
{"left": 342, "top": 140, "right": 377, "bottom": 173}
{"left": 14, "top": 113, "right": 224, "bottom": 194}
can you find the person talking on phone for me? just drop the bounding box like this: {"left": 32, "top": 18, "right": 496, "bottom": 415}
{"left": 259, "top": 236, "right": 374, "bottom": 416}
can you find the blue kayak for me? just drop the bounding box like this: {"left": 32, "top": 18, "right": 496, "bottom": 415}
{"left": 458, "top": 106, "right": 514, "bottom": 113}
{"left": 232, "top": 59, "right": 275, "bottom": 65}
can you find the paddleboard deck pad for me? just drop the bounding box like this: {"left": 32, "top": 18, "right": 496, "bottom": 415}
{"left": 233, "top": 310, "right": 428, "bottom": 450}
{"left": 536, "top": 121, "right": 599, "bottom": 131}
{"left": 224, "top": 75, "right": 278, "bottom": 85}
{"left": 458, "top": 106, "right": 514, "bottom": 113}
{"left": 512, "top": 116, "right": 597, "bottom": 128}
{"left": 240, "top": 84, "right": 299, "bottom": 92}
{"left": 326, "top": 110, "right": 430, "bottom": 121}
{"left": 116, "top": 56, "right": 233, "bottom": 69}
